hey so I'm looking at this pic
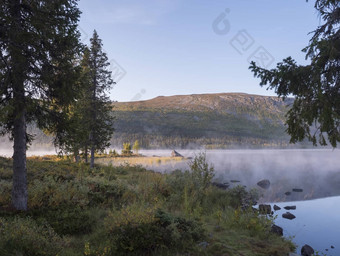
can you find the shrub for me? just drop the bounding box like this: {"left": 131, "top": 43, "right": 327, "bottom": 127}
{"left": 0, "top": 217, "right": 66, "bottom": 256}
{"left": 35, "top": 206, "right": 95, "bottom": 236}
{"left": 104, "top": 205, "right": 205, "bottom": 255}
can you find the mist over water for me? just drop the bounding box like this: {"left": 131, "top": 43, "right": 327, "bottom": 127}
{"left": 139, "top": 149, "right": 340, "bottom": 202}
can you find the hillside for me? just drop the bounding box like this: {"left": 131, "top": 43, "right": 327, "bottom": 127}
{"left": 0, "top": 93, "right": 297, "bottom": 150}
{"left": 112, "top": 93, "right": 295, "bottom": 148}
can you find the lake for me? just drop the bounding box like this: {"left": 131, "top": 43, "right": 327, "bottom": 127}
{"left": 272, "top": 196, "right": 340, "bottom": 255}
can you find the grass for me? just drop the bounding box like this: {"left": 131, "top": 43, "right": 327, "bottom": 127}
{"left": 0, "top": 154, "right": 295, "bottom": 256}
{"left": 95, "top": 156, "right": 185, "bottom": 167}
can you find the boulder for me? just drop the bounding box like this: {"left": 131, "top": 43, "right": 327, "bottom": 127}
{"left": 257, "top": 179, "right": 270, "bottom": 189}
{"left": 331, "top": 245, "right": 335, "bottom": 249}
{"left": 171, "top": 150, "right": 183, "bottom": 157}
{"left": 301, "top": 244, "right": 314, "bottom": 256}
{"left": 282, "top": 212, "right": 296, "bottom": 220}
{"left": 259, "top": 204, "right": 271, "bottom": 214}
{"left": 273, "top": 205, "right": 281, "bottom": 211}
{"left": 292, "top": 188, "right": 303, "bottom": 192}
{"left": 284, "top": 205, "right": 296, "bottom": 210}
{"left": 271, "top": 224, "right": 283, "bottom": 236}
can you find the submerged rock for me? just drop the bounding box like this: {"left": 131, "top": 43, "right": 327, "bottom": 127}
{"left": 230, "top": 179, "right": 240, "bottom": 183}
{"left": 301, "top": 244, "right": 314, "bottom": 256}
{"left": 257, "top": 179, "right": 270, "bottom": 189}
{"left": 273, "top": 205, "right": 281, "bottom": 211}
{"left": 282, "top": 212, "right": 296, "bottom": 220}
{"left": 331, "top": 245, "right": 335, "bottom": 249}
{"left": 271, "top": 224, "right": 283, "bottom": 236}
{"left": 259, "top": 204, "right": 271, "bottom": 214}
{"left": 284, "top": 205, "right": 296, "bottom": 210}
{"left": 285, "top": 191, "right": 291, "bottom": 196}
{"left": 292, "top": 188, "right": 303, "bottom": 192}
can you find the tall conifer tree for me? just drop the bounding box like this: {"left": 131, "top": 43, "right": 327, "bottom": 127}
{"left": 0, "top": 0, "right": 82, "bottom": 210}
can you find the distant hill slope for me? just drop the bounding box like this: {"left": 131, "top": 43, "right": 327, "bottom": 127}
{"left": 112, "top": 93, "right": 295, "bottom": 148}
{"left": 0, "top": 93, "right": 297, "bottom": 150}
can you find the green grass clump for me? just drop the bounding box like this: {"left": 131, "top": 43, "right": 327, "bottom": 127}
{"left": 0, "top": 155, "right": 295, "bottom": 256}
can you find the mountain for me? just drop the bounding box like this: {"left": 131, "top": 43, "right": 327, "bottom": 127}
{"left": 112, "top": 93, "right": 296, "bottom": 148}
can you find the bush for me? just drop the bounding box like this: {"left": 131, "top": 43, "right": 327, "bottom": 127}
{"left": 104, "top": 205, "right": 205, "bottom": 255}
{"left": 35, "top": 206, "right": 94, "bottom": 235}
{"left": 0, "top": 217, "right": 65, "bottom": 256}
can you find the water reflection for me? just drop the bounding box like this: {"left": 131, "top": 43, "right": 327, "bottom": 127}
{"left": 272, "top": 196, "right": 340, "bottom": 255}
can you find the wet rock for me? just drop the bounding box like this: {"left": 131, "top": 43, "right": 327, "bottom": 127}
{"left": 301, "top": 244, "right": 314, "bottom": 256}
{"left": 257, "top": 179, "right": 270, "bottom": 189}
{"left": 282, "top": 212, "right": 296, "bottom": 220}
{"left": 230, "top": 179, "right": 240, "bottom": 183}
{"left": 211, "top": 182, "right": 229, "bottom": 190}
{"left": 292, "top": 188, "right": 303, "bottom": 192}
{"left": 331, "top": 245, "right": 335, "bottom": 249}
{"left": 259, "top": 204, "right": 271, "bottom": 214}
{"left": 285, "top": 191, "right": 291, "bottom": 196}
{"left": 271, "top": 224, "right": 283, "bottom": 236}
{"left": 284, "top": 205, "right": 296, "bottom": 210}
{"left": 273, "top": 205, "right": 281, "bottom": 211}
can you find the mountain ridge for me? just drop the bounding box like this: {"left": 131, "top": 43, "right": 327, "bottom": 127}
{"left": 112, "top": 92, "right": 296, "bottom": 148}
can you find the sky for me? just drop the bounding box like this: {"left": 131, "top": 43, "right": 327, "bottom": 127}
{"left": 78, "top": 0, "right": 321, "bottom": 102}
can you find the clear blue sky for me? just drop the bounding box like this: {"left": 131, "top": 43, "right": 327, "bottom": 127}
{"left": 78, "top": 0, "right": 320, "bottom": 102}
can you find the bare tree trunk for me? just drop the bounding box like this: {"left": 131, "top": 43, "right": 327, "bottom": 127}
{"left": 90, "top": 143, "right": 95, "bottom": 168}
{"left": 84, "top": 145, "right": 88, "bottom": 163}
{"left": 12, "top": 110, "right": 27, "bottom": 211}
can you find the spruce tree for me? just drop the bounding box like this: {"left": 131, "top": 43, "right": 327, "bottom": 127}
{"left": 0, "top": 0, "right": 82, "bottom": 210}
{"left": 86, "top": 31, "right": 115, "bottom": 168}
{"left": 250, "top": 0, "right": 339, "bottom": 147}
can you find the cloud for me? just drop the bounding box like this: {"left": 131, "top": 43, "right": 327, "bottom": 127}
{"left": 81, "top": 0, "right": 180, "bottom": 25}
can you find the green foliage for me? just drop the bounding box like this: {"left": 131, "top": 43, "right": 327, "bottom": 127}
{"left": 121, "top": 142, "right": 132, "bottom": 155}
{"left": 104, "top": 205, "right": 205, "bottom": 255}
{"left": 189, "top": 152, "right": 215, "bottom": 191}
{"left": 0, "top": 156, "right": 294, "bottom": 255}
{"left": 132, "top": 140, "right": 140, "bottom": 154}
{"left": 250, "top": 0, "right": 340, "bottom": 147}
{"left": 0, "top": 0, "right": 83, "bottom": 210}
{"left": 0, "top": 217, "right": 65, "bottom": 256}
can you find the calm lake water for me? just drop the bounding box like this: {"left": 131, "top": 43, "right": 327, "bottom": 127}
{"left": 272, "top": 196, "right": 340, "bottom": 255}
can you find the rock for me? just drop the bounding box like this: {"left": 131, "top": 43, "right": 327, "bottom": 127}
{"left": 282, "top": 212, "right": 296, "bottom": 220}
{"left": 284, "top": 205, "right": 296, "bottom": 210}
{"left": 271, "top": 224, "right": 283, "bottom": 236}
{"left": 331, "top": 245, "right": 335, "bottom": 249}
{"left": 301, "top": 244, "right": 314, "bottom": 256}
{"left": 288, "top": 253, "right": 300, "bottom": 256}
{"left": 257, "top": 179, "right": 270, "bottom": 189}
{"left": 292, "top": 188, "right": 303, "bottom": 192}
{"left": 259, "top": 204, "right": 271, "bottom": 214}
{"left": 273, "top": 205, "right": 281, "bottom": 211}
{"left": 230, "top": 179, "right": 240, "bottom": 183}
{"left": 211, "top": 182, "right": 229, "bottom": 190}
{"left": 285, "top": 191, "right": 291, "bottom": 196}
{"left": 171, "top": 150, "right": 183, "bottom": 157}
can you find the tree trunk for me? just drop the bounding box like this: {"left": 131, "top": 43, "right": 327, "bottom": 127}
{"left": 84, "top": 145, "right": 88, "bottom": 163}
{"left": 90, "top": 143, "right": 95, "bottom": 168}
{"left": 12, "top": 110, "right": 28, "bottom": 211}
{"left": 74, "top": 150, "right": 80, "bottom": 163}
